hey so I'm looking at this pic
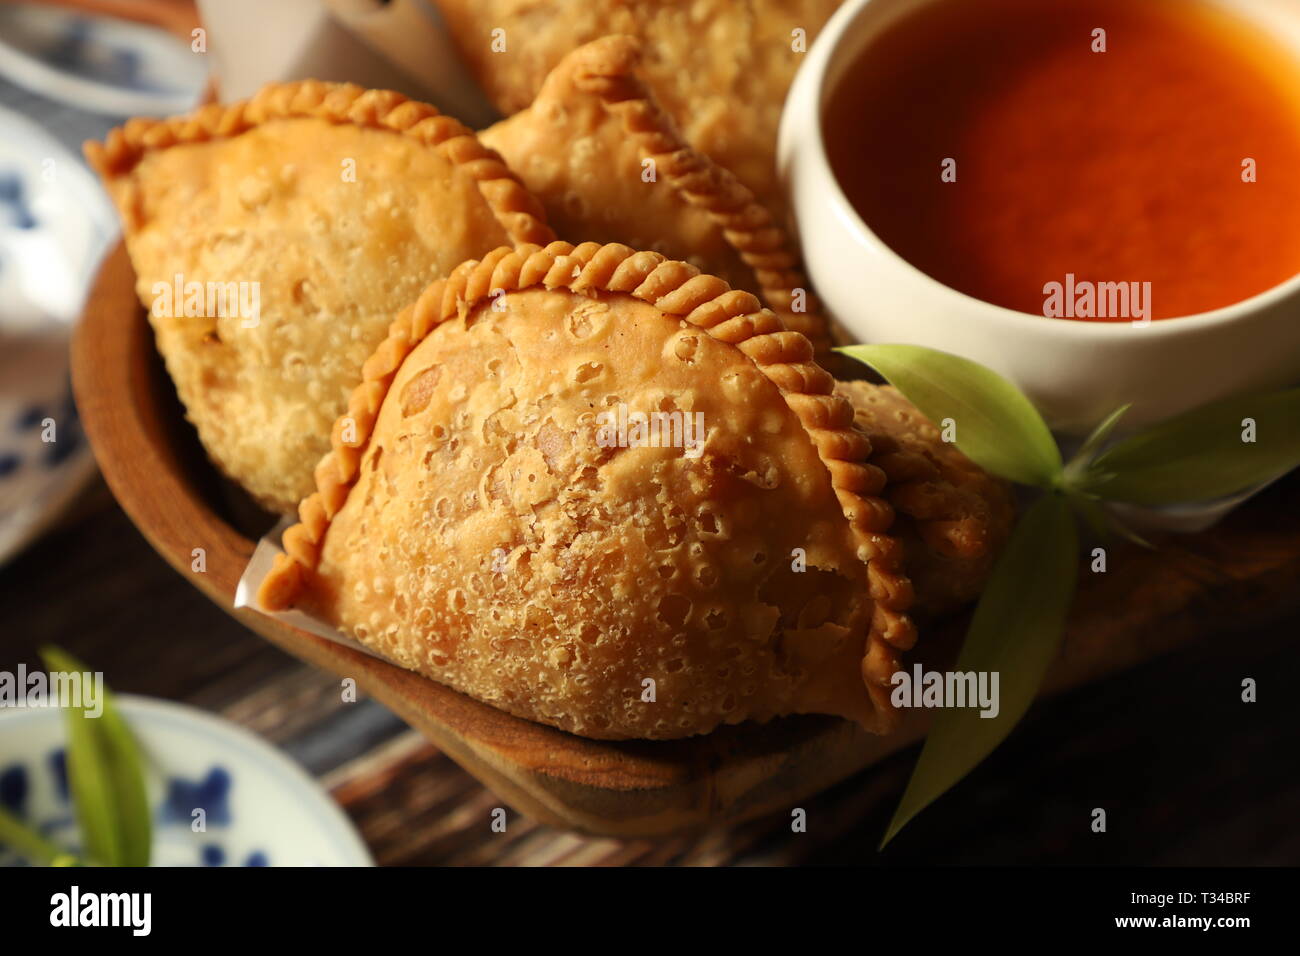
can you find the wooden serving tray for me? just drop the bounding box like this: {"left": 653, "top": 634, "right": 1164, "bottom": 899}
{"left": 71, "top": 242, "right": 1300, "bottom": 837}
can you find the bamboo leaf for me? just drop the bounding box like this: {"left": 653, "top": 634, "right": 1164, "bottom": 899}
{"left": 97, "top": 689, "right": 151, "bottom": 867}
{"left": 838, "top": 344, "right": 1062, "bottom": 487}
{"left": 1068, "top": 403, "right": 1130, "bottom": 477}
{"left": 1066, "top": 492, "right": 1154, "bottom": 550}
{"left": 882, "top": 493, "right": 1078, "bottom": 846}
{"left": 1077, "top": 388, "right": 1300, "bottom": 505}
{"left": 43, "top": 652, "right": 120, "bottom": 866}
{"left": 0, "top": 804, "right": 77, "bottom": 866}
{"left": 39, "top": 648, "right": 151, "bottom": 867}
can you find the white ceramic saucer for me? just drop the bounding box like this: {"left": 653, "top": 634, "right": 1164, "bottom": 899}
{"left": 0, "top": 695, "right": 373, "bottom": 867}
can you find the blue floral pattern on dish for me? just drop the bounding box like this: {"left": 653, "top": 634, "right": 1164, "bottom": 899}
{"left": 0, "top": 385, "right": 84, "bottom": 481}
{"left": 0, "top": 751, "right": 269, "bottom": 867}
{"left": 0, "top": 171, "right": 37, "bottom": 231}
{"left": 0, "top": 763, "right": 26, "bottom": 815}
{"left": 0, "top": 696, "right": 371, "bottom": 866}
{"left": 0, "top": 3, "right": 207, "bottom": 116}
{"left": 162, "top": 767, "right": 233, "bottom": 827}
{"left": 0, "top": 103, "right": 106, "bottom": 567}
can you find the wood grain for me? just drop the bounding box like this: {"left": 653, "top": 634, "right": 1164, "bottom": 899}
{"left": 70, "top": 242, "right": 1300, "bottom": 837}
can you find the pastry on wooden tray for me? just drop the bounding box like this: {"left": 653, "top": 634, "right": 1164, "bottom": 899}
{"left": 836, "top": 380, "right": 1016, "bottom": 614}
{"left": 434, "top": 0, "right": 845, "bottom": 217}
{"left": 480, "top": 36, "right": 832, "bottom": 353}
{"left": 261, "top": 241, "right": 916, "bottom": 739}
{"left": 86, "top": 80, "right": 554, "bottom": 513}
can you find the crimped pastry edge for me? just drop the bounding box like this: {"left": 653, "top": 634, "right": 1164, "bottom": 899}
{"left": 552, "top": 35, "right": 833, "bottom": 354}
{"left": 259, "top": 240, "right": 917, "bottom": 728}
{"left": 84, "top": 79, "right": 555, "bottom": 247}
{"left": 837, "top": 381, "right": 1015, "bottom": 557}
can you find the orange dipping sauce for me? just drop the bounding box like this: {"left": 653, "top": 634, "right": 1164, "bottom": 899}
{"left": 824, "top": 0, "right": 1300, "bottom": 320}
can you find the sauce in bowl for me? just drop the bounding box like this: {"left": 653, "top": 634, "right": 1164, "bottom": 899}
{"left": 824, "top": 0, "right": 1300, "bottom": 320}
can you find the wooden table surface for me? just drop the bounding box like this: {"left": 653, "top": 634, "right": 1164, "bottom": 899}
{"left": 2, "top": 476, "right": 1297, "bottom": 866}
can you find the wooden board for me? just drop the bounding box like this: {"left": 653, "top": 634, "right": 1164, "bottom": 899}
{"left": 71, "top": 242, "right": 1300, "bottom": 837}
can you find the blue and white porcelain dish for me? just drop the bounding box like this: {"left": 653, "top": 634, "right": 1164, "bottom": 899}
{"left": 0, "top": 695, "right": 373, "bottom": 867}
{"left": 0, "top": 104, "right": 116, "bottom": 330}
{"left": 0, "top": 2, "right": 207, "bottom": 117}
{"left": 0, "top": 103, "right": 115, "bottom": 565}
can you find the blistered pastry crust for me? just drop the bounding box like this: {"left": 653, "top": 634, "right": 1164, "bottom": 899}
{"left": 86, "top": 80, "right": 552, "bottom": 246}
{"left": 480, "top": 36, "right": 832, "bottom": 352}
{"left": 434, "top": 0, "right": 844, "bottom": 216}
{"left": 87, "top": 81, "right": 556, "bottom": 512}
{"left": 836, "top": 381, "right": 1016, "bottom": 613}
{"left": 262, "top": 242, "right": 915, "bottom": 737}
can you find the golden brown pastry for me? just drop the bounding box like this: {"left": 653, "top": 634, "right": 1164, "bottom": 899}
{"left": 261, "top": 241, "right": 915, "bottom": 739}
{"left": 836, "top": 380, "right": 1016, "bottom": 614}
{"left": 435, "top": 0, "right": 845, "bottom": 216}
{"left": 480, "top": 35, "right": 832, "bottom": 352}
{"left": 86, "top": 80, "right": 554, "bottom": 513}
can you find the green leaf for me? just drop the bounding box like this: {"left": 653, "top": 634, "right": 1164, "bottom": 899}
{"left": 837, "top": 344, "right": 1062, "bottom": 487}
{"left": 1066, "top": 403, "right": 1130, "bottom": 479}
{"left": 1077, "top": 388, "right": 1300, "bottom": 505}
{"left": 95, "top": 687, "right": 151, "bottom": 867}
{"left": 0, "top": 804, "right": 78, "bottom": 866}
{"left": 882, "top": 493, "right": 1079, "bottom": 846}
{"left": 1065, "top": 491, "right": 1154, "bottom": 550}
{"left": 1065, "top": 492, "right": 1114, "bottom": 543}
{"left": 39, "top": 648, "right": 151, "bottom": 867}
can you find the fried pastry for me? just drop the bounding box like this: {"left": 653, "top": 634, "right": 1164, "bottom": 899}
{"left": 86, "top": 81, "right": 554, "bottom": 513}
{"left": 261, "top": 241, "right": 915, "bottom": 739}
{"left": 480, "top": 36, "right": 832, "bottom": 352}
{"left": 836, "top": 380, "right": 1016, "bottom": 614}
{"left": 434, "top": 0, "right": 845, "bottom": 216}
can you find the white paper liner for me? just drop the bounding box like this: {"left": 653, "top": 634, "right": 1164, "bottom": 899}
{"left": 233, "top": 518, "right": 388, "bottom": 662}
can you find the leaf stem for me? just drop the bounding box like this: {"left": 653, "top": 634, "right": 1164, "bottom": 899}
{"left": 0, "top": 804, "right": 80, "bottom": 866}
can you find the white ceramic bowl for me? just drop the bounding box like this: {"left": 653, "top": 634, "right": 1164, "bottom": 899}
{"left": 779, "top": 0, "right": 1300, "bottom": 434}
